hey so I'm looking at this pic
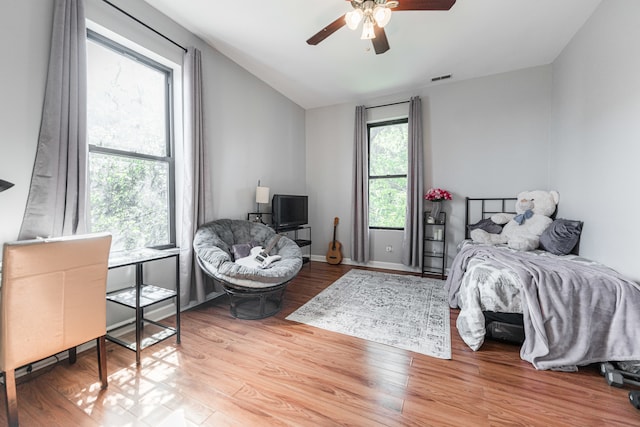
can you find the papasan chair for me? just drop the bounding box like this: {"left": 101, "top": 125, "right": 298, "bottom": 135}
{"left": 193, "top": 219, "right": 303, "bottom": 319}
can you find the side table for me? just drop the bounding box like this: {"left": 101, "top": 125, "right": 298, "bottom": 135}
{"left": 422, "top": 212, "right": 447, "bottom": 279}
{"left": 107, "top": 248, "right": 180, "bottom": 365}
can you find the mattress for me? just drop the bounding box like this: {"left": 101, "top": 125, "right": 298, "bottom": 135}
{"left": 452, "top": 240, "right": 600, "bottom": 351}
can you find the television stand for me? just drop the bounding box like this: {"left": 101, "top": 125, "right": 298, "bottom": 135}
{"left": 275, "top": 225, "right": 311, "bottom": 265}
{"left": 245, "top": 214, "right": 311, "bottom": 265}
{"left": 247, "top": 212, "right": 272, "bottom": 224}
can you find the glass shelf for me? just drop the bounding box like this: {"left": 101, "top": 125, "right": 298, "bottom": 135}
{"left": 106, "top": 249, "right": 180, "bottom": 365}
{"left": 423, "top": 211, "right": 446, "bottom": 279}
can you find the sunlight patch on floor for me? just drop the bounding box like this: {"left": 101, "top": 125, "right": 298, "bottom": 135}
{"left": 156, "top": 409, "right": 188, "bottom": 427}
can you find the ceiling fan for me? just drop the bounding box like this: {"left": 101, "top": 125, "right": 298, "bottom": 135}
{"left": 306, "top": 0, "right": 456, "bottom": 55}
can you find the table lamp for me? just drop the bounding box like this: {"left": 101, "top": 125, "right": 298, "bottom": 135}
{"left": 255, "top": 181, "right": 270, "bottom": 224}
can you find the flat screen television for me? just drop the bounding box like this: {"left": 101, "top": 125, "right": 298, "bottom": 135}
{"left": 272, "top": 194, "right": 308, "bottom": 230}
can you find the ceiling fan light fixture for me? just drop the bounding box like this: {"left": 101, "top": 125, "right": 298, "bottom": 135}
{"left": 345, "top": 9, "right": 363, "bottom": 30}
{"left": 361, "top": 17, "right": 376, "bottom": 40}
{"left": 362, "top": 0, "right": 375, "bottom": 13}
{"left": 373, "top": 5, "right": 391, "bottom": 27}
{"left": 307, "top": 0, "right": 455, "bottom": 54}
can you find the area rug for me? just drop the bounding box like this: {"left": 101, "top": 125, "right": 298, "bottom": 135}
{"left": 286, "top": 269, "right": 451, "bottom": 359}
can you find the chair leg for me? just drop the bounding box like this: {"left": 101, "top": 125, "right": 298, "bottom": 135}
{"left": 96, "top": 336, "right": 108, "bottom": 390}
{"left": 3, "top": 370, "right": 19, "bottom": 427}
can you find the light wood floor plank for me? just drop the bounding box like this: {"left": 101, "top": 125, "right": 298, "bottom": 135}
{"left": 2, "top": 262, "right": 638, "bottom": 426}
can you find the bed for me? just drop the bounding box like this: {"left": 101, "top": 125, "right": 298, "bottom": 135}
{"left": 445, "top": 197, "right": 640, "bottom": 371}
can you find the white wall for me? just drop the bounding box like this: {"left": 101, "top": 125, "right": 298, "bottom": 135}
{"left": 305, "top": 102, "right": 356, "bottom": 264}
{"left": 426, "top": 66, "right": 552, "bottom": 262}
{"left": 550, "top": 0, "right": 640, "bottom": 280}
{"left": 6, "top": 0, "right": 637, "bottom": 284}
{"left": 305, "top": 0, "right": 640, "bottom": 282}
{"left": 0, "top": 1, "right": 54, "bottom": 246}
{"left": 0, "top": 0, "right": 306, "bottom": 325}
{"left": 0, "top": 0, "right": 306, "bottom": 248}
{"left": 306, "top": 66, "right": 553, "bottom": 270}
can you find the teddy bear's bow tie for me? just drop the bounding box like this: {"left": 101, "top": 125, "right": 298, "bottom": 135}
{"left": 514, "top": 209, "right": 534, "bottom": 225}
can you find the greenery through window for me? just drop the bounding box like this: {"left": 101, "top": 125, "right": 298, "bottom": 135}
{"left": 86, "top": 30, "right": 175, "bottom": 251}
{"left": 368, "top": 118, "right": 408, "bottom": 229}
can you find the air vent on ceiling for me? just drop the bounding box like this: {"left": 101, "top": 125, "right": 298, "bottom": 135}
{"left": 431, "top": 74, "right": 452, "bottom": 82}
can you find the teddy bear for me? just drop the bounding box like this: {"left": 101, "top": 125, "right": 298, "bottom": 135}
{"left": 470, "top": 190, "right": 559, "bottom": 251}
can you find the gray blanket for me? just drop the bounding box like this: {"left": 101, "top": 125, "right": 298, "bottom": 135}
{"left": 446, "top": 244, "right": 640, "bottom": 371}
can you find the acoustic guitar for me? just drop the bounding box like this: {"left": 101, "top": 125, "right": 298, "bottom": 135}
{"left": 326, "top": 217, "right": 343, "bottom": 265}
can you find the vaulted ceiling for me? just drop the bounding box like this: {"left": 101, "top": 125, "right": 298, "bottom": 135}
{"left": 144, "top": 0, "right": 602, "bottom": 109}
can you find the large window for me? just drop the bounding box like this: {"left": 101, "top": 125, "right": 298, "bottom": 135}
{"left": 368, "top": 118, "right": 409, "bottom": 229}
{"left": 86, "top": 30, "right": 175, "bottom": 251}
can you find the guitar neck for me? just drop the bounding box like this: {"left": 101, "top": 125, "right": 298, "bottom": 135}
{"left": 263, "top": 235, "right": 282, "bottom": 254}
{"left": 331, "top": 226, "right": 337, "bottom": 249}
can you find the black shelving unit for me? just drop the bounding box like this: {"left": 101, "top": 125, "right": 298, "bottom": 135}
{"left": 422, "top": 211, "right": 446, "bottom": 279}
{"left": 246, "top": 213, "right": 312, "bottom": 265}
{"left": 275, "top": 225, "right": 311, "bottom": 265}
{"left": 106, "top": 248, "right": 180, "bottom": 365}
{"left": 247, "top": 211, "right": 272, "bottom": 224}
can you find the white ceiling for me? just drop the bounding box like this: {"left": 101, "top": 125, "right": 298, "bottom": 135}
{"left": 143, "top": 0, "right": 602, "bottom": 109}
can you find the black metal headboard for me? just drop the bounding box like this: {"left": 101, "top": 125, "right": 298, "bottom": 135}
{"left": 464, "top": 197, "right": 517, "bottom": 239}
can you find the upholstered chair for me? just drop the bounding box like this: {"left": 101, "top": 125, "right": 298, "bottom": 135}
{"left": 194, "top": 219, "right": 302, "bottom": 319}
{"left": 0, "top": 233, "right": 112, "bottom": 427}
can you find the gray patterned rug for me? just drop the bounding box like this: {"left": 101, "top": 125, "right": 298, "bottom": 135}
{"left": 286, "top": 269, "right": 451, "bottom": 359}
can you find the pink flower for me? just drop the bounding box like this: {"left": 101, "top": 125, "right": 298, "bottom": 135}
{"left": 424, "top": 188, "right": 452, "bottom": 201}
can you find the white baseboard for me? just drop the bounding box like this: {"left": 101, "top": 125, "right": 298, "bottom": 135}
{"left": 179, "top": 291, "right": 225, "bottom": 312}
{"left": 309, "top": 254, "right": 422, "bottom": 274}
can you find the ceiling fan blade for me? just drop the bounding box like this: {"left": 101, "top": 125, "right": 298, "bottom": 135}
{"left": 372, "top": 26, "right": 390, "bottom": 55}
{"left": 306, "top": 15, "right": 347, "bottom": 45}
{"left": 394, "top": 0, "right": 456, "bottom": 11}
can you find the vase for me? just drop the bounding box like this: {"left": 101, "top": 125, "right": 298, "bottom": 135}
{"left": 430, "top": 201, "right": 442, "bottom": 222}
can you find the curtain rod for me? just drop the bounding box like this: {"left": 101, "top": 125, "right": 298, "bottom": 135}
{"left": 101, "top": 0, "right": 187, "bottom": 53}
{"left": 365, "top": 100, "right": 410, "bottom": 110}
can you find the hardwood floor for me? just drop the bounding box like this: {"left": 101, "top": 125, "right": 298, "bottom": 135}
{"left": 3, "top": 261, "right": 638, "bottom": 426}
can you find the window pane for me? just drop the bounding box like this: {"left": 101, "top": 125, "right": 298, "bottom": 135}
{"left": 87, "top": 39, "right": 167, "bottom": 157}
{"left": 86, "top": 31, "right": 175, "bottom": 251}
{"left": 368, "top": 119, "right": 408, "bottom": 229}
{"left": 369, "top": 177, "right": 407, "bottom": 228}
{"left": 89, "top": 152, "right": 170, "bottom": 251}
{"left": 369, "top": 123, "right": 408, "bottom": 176}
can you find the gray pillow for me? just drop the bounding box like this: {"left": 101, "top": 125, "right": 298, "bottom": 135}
{"left": 467, "top": 218, "right": 503, "bottom": 234}
{"left": 539, "top": 219, "right": 583, "bottom": 255}
{"left": 231, "top": 243, "right": 252, "bottom": 261}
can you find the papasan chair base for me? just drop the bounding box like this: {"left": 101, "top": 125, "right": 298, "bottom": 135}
{"left": 221, "top": 279, "right": 291, "bottom": 320}
{"left": 193, "top": 219, "right": 303, "bottom": 320}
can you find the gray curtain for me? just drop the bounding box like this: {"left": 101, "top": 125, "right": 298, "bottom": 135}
{"left": 350, "top": 105, "right": 369, "bottom": 263}
{"left": 19, "top": 0, "right": 87, "bottom": 239}
{"left": 402, "top": 96, "right": 424, "bottom": 267}
{"left": 179, "top": 47, "right": 212, "bottom": 307}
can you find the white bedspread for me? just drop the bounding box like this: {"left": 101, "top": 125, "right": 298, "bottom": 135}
{"left": 446, "top": 241, "right": 640, "bottom": 371}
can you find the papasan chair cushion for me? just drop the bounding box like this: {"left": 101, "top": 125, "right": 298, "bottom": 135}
{"left": 193, "top": 219, "right": 303, "bottom": 289}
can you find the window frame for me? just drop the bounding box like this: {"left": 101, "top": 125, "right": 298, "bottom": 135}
{"left": 367, "top": 117, "right": 409, "bottom": 231}
{"left": 86, "top": 29, "right": 177, "bottom": 250}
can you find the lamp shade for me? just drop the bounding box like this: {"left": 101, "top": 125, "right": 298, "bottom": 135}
{"left": 0, "top": 179, "right": 14, "bottom": 192}
{"left": 345, "top": 9, "right": 363, "bottom": 30}
{"left": 373, "top": 6, "right": 391, "bottom": 27}
{"left": 361, "top": 17, "right": 376, "bottom": 40}
{"left": 256, "top": 186, "right": 270, "bottom": 204}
